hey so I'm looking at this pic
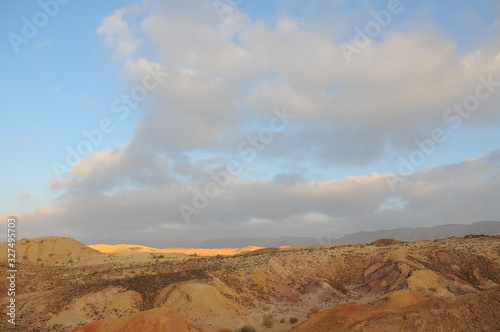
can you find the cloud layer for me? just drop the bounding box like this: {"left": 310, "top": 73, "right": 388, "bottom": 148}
{"left": 5, "top": 0, "right": 500, "bottom": 243}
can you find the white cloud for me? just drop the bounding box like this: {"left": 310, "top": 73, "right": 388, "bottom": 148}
{"left": 15, "top": 0, "right": 500, "bottom": 242}
{"left": 97, "top": 8, "right": 140, "bottom": 58}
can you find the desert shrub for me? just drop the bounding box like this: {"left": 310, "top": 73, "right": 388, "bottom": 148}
{"left": 308, "top": 306, "right": 320, "bottom": 317}
{"left": 244, "top": 247, "right": 280, "bottom": 256}
{"left": 280, "top": 317, "right": 285, "bottom": 323}
{"left": 238, "top": 325, "right": 255, "bottom": 332}
{"left": 369, "top": 238, "right": 404, "bottom": 246}
{"left": 37, "top": 258, "right": 42, "bottom": 262}
{"left": 429, "top": 287, "right": 438, "bottom": 293}
{"left": 290, "top": 317, "right": 298, "bottom": 324}
{"left": 157, "top": 255, "right": 164, "bottom": 258}
{"left": 263, "top": 313, "right": 274, "bottom": 327}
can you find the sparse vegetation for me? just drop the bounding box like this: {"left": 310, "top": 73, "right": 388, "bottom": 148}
{"left": 263, "top": 313, "right": 275, "bottom": 327}
{"left": 429, "top": 287, "right": 438, "bottom": 293}
{"left": 308, "top": 306, "right": 320, "bottom": 317}
{"left": 238, "top": 325, "right": 255, "bottom": 332}
{"left": 290, "top": 317, "right": 298, "bottom": 324}
{"left": 370, "top": 238, "right": 405, "bottom": 246}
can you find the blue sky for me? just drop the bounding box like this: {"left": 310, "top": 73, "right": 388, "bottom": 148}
{"left": 1, "top": 0, "right": 499, "bottom": 243}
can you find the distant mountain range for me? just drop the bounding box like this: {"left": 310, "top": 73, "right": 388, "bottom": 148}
{"left": 332, "top": 220, "right": 500, "bottom": 244}
{"left": 96, "top": 220, "right": 499, "bottom": 248}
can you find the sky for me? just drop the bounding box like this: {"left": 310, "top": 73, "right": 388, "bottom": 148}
{"left": 1, "top": 0, "right": 499, "bottom": 244}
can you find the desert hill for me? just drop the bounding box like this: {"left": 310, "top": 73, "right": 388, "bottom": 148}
{"left": 0, "top": 236, "right": 191, "bottom": 268}
{"left": 68, "top": 307, "right": 202, "bottom": 332}
{"left": 89, "top": 244, "right": 264, "bottom": 256}
{"left": 1, "top": 234, "right": 498, "bottom": 331}
{"left": 291, "top": 286, "right": 500, "bottom": 331}
{"left": 0, "top": 236, "right": 100, "bottom": 266}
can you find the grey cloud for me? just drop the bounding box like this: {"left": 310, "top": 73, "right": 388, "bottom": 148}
{"left": 14, "top": 154, "right": 500, "bottom": 242}
{"left": 52, "top": 144, "right": 175, "bottom": 193}
{"left": 26, "top": 0, "right": 500, "bottom": 243}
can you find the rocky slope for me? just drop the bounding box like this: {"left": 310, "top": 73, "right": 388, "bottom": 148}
{"left": 0, "top": 235, "right": 498, "bottom": 331}
{"left": 68, "top": 308, "right": 202, "bottom": 332}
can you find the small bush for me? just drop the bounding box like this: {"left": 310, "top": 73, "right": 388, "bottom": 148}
{"left": 157, "top": 255, "right": 164, "bottom": 258}
{"left": 290, "top": 317, "right": 298, "bottom": 324}
{"left": 280, "top": 317, "right": 285, "bottom": 323}
{"left": 238, "top": 325, "right": 255, "bottom": 332}
{"left": 308, "top": 306, "right": 320, "bottom": 317}
{"left": 429, "top": 287, "right": 438, "bottom": 293}
{"left": 263, "top": 313, "right": 275, "bottom": 328}
{"left": 369, "top": 238, "right": 404, "bottom": 246}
